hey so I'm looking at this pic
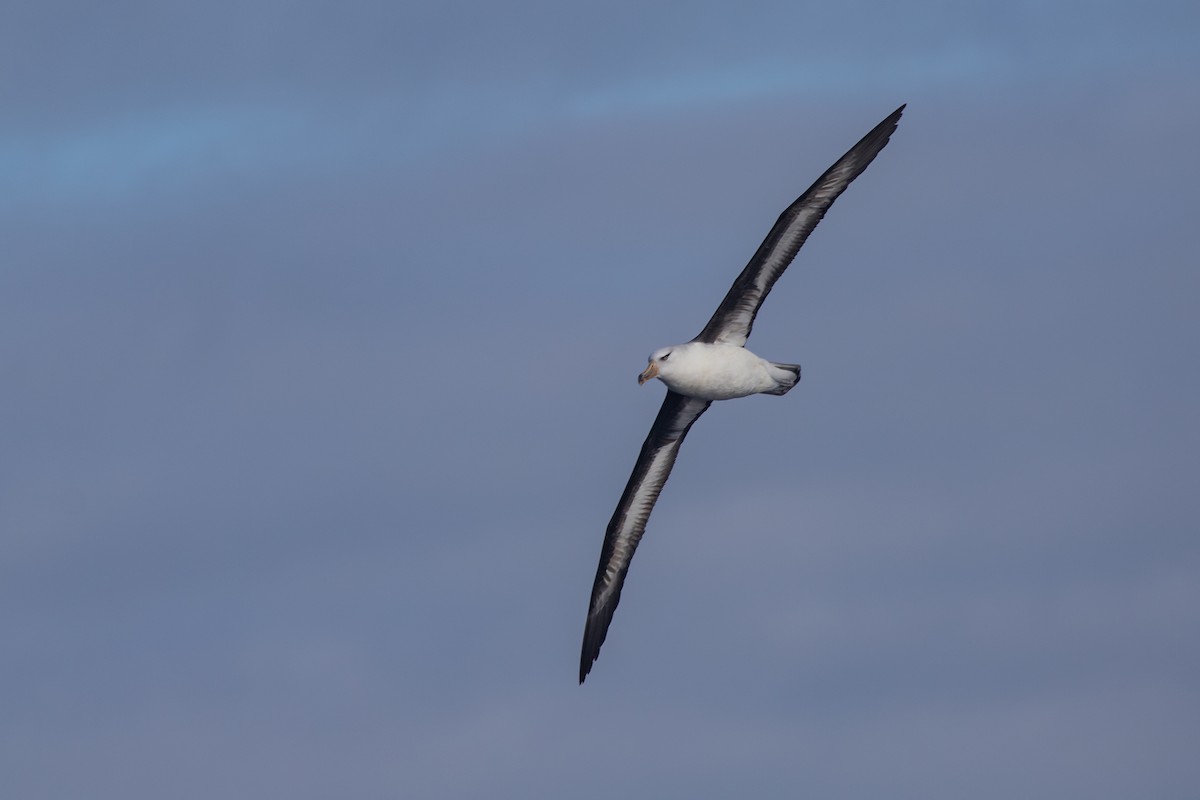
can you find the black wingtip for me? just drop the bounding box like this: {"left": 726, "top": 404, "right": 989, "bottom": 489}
{"left": 579, "top": 632, "right": 592, "bottom": 684}
{"left": 580, "top": 616, "right": 597, "bottom": 684}
{"left": 876, "top": 104, "right": 906, "bottom": 139}
{"left": 579, "top": 606, "right": 612, "bottom": 684}
{"left": 579, "top": 644, "right": 594, "bottom": 685}
{"left": 870, "top": 104, "right": 906, "bottom": 142}
{"left": 842, "top": 103, "right": 906, "bottom": 177}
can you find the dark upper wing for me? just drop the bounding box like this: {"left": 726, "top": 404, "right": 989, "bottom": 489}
{"left": 580, "top": 390, "right": 711, "bottom": 683}
{"left": 693, "top": 104, "right": 905, "bottom": 346}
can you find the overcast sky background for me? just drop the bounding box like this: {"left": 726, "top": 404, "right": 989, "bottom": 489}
{"left": 3, "top": 2, "right": 1199, "bottom": 798}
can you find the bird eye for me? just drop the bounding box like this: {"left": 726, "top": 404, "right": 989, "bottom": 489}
{"left": 661, "top": 352, "right": 670, "bottom": 361}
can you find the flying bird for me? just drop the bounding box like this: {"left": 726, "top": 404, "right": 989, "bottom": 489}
{"left": 580, "top": 104, "right": 905, "bottom": 683}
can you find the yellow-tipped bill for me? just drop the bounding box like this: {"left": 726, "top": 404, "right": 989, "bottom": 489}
{"left": 637, "top": 362, "right": 659, "bottom": 385}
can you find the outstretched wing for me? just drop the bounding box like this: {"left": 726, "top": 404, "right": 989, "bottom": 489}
{"left": 580, "top": 391, "right": 711, "bottom": 683}
{"left": 693, "top": 104, "right": 905, "bottom": 346}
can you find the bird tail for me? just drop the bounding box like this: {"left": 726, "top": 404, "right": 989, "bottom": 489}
{"left": 761, "top": 362, "right": 801, "bottom": 396}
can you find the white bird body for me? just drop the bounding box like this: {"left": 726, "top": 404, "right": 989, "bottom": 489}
{"left": 645, "top": 342, "right": 799, "bottom": 401}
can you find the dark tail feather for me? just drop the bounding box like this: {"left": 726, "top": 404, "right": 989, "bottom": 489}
{"left": 762, "top": 362, "right": 801, "bottom": 396}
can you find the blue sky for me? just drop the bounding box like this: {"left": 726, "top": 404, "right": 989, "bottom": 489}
{"left": 3, "top": 2, "right": 1199, "bottom": 798}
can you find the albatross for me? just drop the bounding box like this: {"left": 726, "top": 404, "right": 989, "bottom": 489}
{"left": 580, "top": 104, "right": 905, "bottom": 683}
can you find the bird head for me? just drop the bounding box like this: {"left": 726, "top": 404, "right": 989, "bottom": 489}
{"left": 638, "top": 347, "right": 675, "bottom": 385}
